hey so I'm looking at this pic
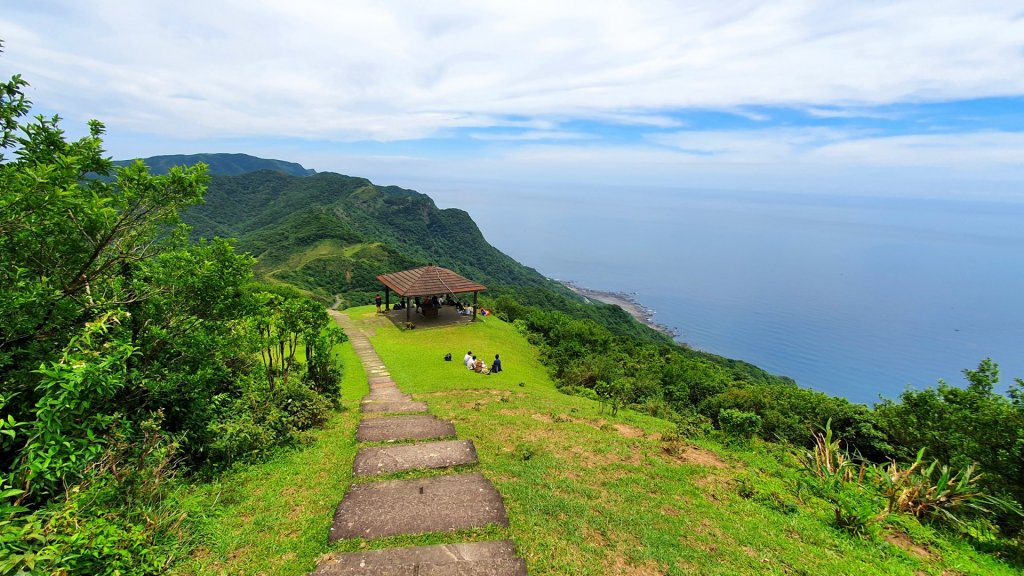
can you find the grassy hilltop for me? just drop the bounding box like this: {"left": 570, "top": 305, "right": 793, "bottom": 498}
{"left": 173, "top": 308, "right": 1014, "bottom": 575}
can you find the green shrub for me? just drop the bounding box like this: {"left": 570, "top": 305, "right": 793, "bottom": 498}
{"left": 276, "top": 382, "right": 331, "bottom": 432}
{"left": 672, "top": 412, "right": 714, "bottom": 438}
{"left": 0, "top": 417, "right": 183, "bottom": 575}
{"left": 555, "top": 383, "right": 600, "bottom": 401}
{"left": 207, "top": 413, "right": 275, "bottom": 466}
{"left": 718, "top": 408, "right": 762, "bottom": 440}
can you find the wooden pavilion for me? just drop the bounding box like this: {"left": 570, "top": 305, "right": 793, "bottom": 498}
{"left": 376, "top": 265, "right": 487, "bottom": 323}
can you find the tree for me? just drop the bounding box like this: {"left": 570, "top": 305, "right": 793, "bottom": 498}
{"left": 0, "top": 67, "right": 210, "bottom": 496}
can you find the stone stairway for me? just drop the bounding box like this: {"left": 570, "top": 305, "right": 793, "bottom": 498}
{"left": 312, "top": 311, "right": 527, "bottom": 575}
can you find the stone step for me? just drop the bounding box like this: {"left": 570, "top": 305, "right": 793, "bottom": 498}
{"left": 364, "top": 389, "right": 411, "bottom": 402}
{"left": 329, "top": 472, "right": 509, "bottom": 541}
{"left": 361, "top": 400, "right": 428, "bottom": 414}
{"left": 357, "top": 415, "right": 457, "bottom": 443}
{"left": 311, "top": 558, "right": 527, "bottom": 575}
{"left": 354, "top": 440, "right": 478, "bottom": 476}
{"left": 310, "top": 541, "right": 527, "bottom": 576}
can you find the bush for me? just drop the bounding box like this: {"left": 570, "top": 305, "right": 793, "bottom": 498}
{"left": 672, "top": 412, "right": 714, "bottom": 438}
{"left": 206, "top": 413, "right": 275, "bottom": 466}
{"left": 718, "top": 408, "right": 762, "bottom": 440}
{"left": 555, "top": 383, "right": 600, "bottom": 401}
{"left": 0, "top": 418, "right": 183, "bottom": 575}
{"left": 276, "top": 381, "right": 331, "bottom": 432}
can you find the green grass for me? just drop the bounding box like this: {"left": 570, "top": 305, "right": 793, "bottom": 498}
{"left": 171, "top": 306, "right": 1021, "bottom": 575}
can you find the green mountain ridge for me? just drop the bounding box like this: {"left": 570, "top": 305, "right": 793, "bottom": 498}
{"left": 114, "top": 152, "right": 315, "bottom": 177}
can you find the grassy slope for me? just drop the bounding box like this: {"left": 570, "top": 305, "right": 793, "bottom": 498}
{"left": 172, "top": 307, "right": 1016, "bottom": 575}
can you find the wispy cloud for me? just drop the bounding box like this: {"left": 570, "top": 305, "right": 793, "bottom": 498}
{"left": 804, "top": 107, "right": 903, "bottom": 120}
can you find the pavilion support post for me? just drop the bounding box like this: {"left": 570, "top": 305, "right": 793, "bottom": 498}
{"left": 406, "top": 296, "right": 410, "bottom": 323}
{"left": 472, "top": 291, "right": 478, "bottom": 321}
{"left": 385, "top": 287, "right": 390, "bottom": 311}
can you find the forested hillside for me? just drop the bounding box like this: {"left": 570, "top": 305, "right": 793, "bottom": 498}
{"left": 184, "top": 170, "right": 554, "bottom": 303}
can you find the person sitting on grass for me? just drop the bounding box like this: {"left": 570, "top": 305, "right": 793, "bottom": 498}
{"left": 491, "top": 354, "right": 502, "bottom": 373}
{"left": 467, "top": 354, "right": 477, "bottom": 370}
{"left": 474, "top": 357, "right": 489, "bottom": 374}
{"left": 464, "top": 351, "right": 473, "bottom": 368}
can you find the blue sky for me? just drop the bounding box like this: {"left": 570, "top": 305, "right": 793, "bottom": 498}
{"left": 4, "top": 1, "right": 1024, "bottom": 200}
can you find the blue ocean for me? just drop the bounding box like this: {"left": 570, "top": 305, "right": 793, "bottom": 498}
{"left": 427, "top": 183, "right": 1024, "bottom": 405}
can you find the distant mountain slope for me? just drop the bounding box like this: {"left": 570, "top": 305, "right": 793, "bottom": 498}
{"left": 115, "top": 153, "right": 315, "bottom": 177}
{"left": 181, "top": 169, "right": 563, "bottom": 309}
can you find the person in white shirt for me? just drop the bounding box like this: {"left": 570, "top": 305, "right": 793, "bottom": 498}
{"left": 464, "top": 351, "right": 473, "bottom": 369}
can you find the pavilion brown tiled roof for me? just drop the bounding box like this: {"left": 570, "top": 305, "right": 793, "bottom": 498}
{"left": 377, "top": 266, "right": 487, "bottom": 297}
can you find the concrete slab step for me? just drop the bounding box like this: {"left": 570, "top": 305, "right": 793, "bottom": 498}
{"left": 357, "top": 415, "right": 457, "bottom": 443}
{"left": 354, "top": 440, "right": 478, "bottom": 476}
{"left": 364, "top": 388, "right": 411, "bottom": 402}
{"left": 311, "top": 558, "right": 527, "bottom": 575}
{"left": 329, "top": 472, "right": 509, "bottom": 541}
{"left": 310, "top": 541, "right": 526, "bottom": 576}
{"left": 360, "top": 401, "right": 428, "bottom": 414}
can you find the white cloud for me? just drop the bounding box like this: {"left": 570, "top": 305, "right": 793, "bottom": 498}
{"left": 469, "top": 130, "right": 588, "bottom": 141}
{"left": 3, "top": 1, "right": 1024, "bottom": 140}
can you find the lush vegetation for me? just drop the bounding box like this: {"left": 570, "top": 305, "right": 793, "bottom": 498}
{"left": 0, "top": 67, "right": 344, "bottom": 574}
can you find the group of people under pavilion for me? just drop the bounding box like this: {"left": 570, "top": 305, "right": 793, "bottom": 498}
{"left": 375, "top": 265, "right": 487, "bottom": 323}
{"left": 374, "top": 265, "right": 505, "bottom": 374}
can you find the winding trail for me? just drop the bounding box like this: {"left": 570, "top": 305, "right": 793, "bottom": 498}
{"left": 310, "top": 310, "right": 527, "bottom": 575}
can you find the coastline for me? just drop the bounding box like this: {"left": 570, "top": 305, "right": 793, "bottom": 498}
{"left": 561, "top": 281, "right": 679, "bottom": 338}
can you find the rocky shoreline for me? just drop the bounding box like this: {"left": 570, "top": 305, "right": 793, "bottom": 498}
{"left": 561, "top": 281, "right": 679, "bottom": 338}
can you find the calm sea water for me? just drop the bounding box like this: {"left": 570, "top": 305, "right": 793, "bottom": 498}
{"left": 425, "top": 183, "right": 1024, "bottom": 405}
